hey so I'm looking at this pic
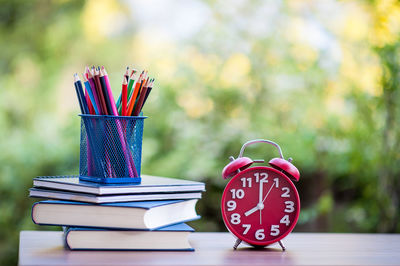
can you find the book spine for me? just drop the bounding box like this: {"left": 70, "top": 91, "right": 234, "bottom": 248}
{"left": 30, "top": 202, "right": 40, "bottom": 225}
{"left": 64, "top": 228, "right": 72, "bottom": 250}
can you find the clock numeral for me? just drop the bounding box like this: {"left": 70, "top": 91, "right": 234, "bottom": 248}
{"left": 226, "top": 200, "right": 236, "bottom": 211}
{"left": 280, "top": 215, "right": 290, "bottom": 226}
{"left": 255, "top": 229, "right": 265, "bottom": 240}
{"left": 273, "top": 178, "right": 279, "bottom": 188}
{"left": 270, "top": 225, "right": 280, "bottom": 236}
{"left": 242, "top": 224, "right": 251, "bottom": 235}
{"left": 284, "top": 201, "right": 295, "bottom": 213}
{"left": 230, "top": 189, "right": 245, "bottom": 199}
{"left": 254, "top": 172, "right": 268, "bottom": 183}
{"left": 230, "top": 213, "right": 241, "bottom": 225}
{"left": 240, "top": 177, "right": 252, "bottom": 188}
{"left": 281, "top": 187, "right": 290, "bottom": 198}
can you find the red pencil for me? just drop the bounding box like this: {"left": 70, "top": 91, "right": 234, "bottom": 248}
{"left": 124, "top": 66, "right": 130, "bottom": 82}
{"left": 94, "top": 67, "right": 108, "bottom": 115}
{"left": 121, "top": 76, "right": 128, "bottom": 116}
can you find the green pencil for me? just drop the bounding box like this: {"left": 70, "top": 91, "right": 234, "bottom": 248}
{"left": 117, "top": 70, "right": 137, "bottom": 113}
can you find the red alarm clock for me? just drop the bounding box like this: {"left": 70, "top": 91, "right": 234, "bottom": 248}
{"left": 221, "top": 139, "right": 300, "bottom": 250}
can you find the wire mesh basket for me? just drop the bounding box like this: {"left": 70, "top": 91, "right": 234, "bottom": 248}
{"left": 79, "top": 115, "right": 146, "bottom": 184}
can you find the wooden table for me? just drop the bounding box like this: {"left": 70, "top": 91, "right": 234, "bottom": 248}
{"left": 19, "top": 231, "right": 400, "bottom": 265}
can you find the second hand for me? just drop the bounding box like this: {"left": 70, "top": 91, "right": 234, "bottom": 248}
{"left": 262, "top": 183, "right": 275, "bottom": 203}
{"left": 259, "top": 182, "right": 275, "bottom": 225}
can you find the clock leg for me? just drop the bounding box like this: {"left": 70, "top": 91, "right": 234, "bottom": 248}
{"left": 233, "top": 238, "right": 242, "bottom": 250}
{"left": 278, "top": 240, "right": 286, "bottom": 251}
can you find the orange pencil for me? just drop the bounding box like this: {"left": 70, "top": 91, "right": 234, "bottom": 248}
{"left": 126, "top": 71, "right": 144, "bottom": 116}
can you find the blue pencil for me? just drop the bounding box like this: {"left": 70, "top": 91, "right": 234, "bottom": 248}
{"left": 83, "top": 74, "right": 99, "bottom": 115}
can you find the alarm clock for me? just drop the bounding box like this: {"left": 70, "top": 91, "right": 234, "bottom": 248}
{"left": 221, "top": 139, "right": 300, "bottom": 250}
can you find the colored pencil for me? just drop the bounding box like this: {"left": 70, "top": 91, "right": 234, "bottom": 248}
{"left": 99, "top": 68, "right": 113, "bottom": 115}
{"left": 73, "top": 73, "right": 89, "bottom": 114}
{"left": 83, "top": 74, "right": 99, "bottom": 115}
{"left": 116, "top": 67, "right": 129, "bottom": 109}
{"left": 124, "top": 66, "right": 129, "bottom": 82}
{"left": 94, "top": 67, "right": 108, "bottom": 115}
{"left": 127, "top": 70, "right": 137, "bottom": 98}
{"left": 131, "top": 75, "right": 147, "bottom": 115}
{"left": 86, "top": 67, "right": 101, "bottom": 114}
{"left": 121, "top": 76, "right": 128, "bottom": 116}
{"left": 102, "top": 67, "right": 119, "bottom": 116}
{"left": 142, "top": 78, "right": 154, "bottom": 111}
{"left": 133, "top": 78, "right": 149, "bottom": 116}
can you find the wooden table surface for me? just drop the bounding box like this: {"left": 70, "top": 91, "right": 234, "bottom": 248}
{"left": 19, "top": 231, "right": 400, "bottom": 266}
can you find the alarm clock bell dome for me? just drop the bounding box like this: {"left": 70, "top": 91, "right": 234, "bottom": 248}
{"left": 222, "top": 157, "right": 254, "bottom": 179}
{"left": 269, "top": 158, "right": 300, "bottom": 182}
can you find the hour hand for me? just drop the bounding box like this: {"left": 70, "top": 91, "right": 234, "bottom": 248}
{"left": 244, "top": 203, "right": 264, "bottom": 216}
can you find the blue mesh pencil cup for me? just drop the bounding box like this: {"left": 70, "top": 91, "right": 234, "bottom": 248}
{"left": 79, "top": 115, "right": 146, "bottom": 184}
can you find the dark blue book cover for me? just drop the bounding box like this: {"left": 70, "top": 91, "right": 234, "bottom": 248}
{"left": 65, "top": 223, "right": 195, "bottom": 251}
{"left": 32, "top": 199, "right": 200, "bottom": 230}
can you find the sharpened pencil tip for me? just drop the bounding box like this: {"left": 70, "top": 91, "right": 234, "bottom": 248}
{"left": 130, "top": 69, "right": 137, "bottom": 77}
{"left": 73, "top": 73, "right": 80, "bottom": 82}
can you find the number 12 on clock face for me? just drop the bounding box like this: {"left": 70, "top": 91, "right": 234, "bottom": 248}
{"left": 221, "top": 166, "right": 300, "bottom": 247}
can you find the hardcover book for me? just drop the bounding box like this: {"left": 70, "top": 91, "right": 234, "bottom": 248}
{"left": 64, "top": 223, "right": 195, "bottom": 251}
{"left": 32, "top": 199, "right": 199, "bottom": 230}
{"left": 29, "top": 187, "right": 202, "bottom": 203}
{"left": 33, "top": 175, "right": 205, "bottom": 195}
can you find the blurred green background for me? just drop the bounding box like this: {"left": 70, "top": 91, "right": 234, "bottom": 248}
{"left": 1, "top": 0, "right": 400, "bottom": 264}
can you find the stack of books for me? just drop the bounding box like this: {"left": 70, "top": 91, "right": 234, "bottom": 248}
{"left": 30, "top": 175, "right": 205, "bottom": 251}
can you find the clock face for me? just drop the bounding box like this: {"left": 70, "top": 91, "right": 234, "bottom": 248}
{"left": 221, "top": 166, "right": 300, "bottom": 246}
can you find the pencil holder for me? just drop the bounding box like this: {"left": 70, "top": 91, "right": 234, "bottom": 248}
{"left": 78, "top": 115, "right": 146, "bottom": 184}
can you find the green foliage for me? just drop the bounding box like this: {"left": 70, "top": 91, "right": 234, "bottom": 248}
{"left": 1, "top": 0, "right": 400, "bottom": 265}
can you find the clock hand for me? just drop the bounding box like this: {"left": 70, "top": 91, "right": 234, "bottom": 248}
{"left": 258, "top": 178, "right": 265, "bottom": 224}
{"left": 262, "top": 182, "right": 275, "bottom": 203}
{"left": 259, "top": 178, "right": 263, "bottom": 204}
{"left": 244, "top": 202, "right": 265, "bottom": 216}
{"left": 244, "top": 206, "right": 259, "bottom": 217}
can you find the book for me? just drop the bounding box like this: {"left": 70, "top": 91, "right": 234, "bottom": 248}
{"left": 29, "top": 187, "right": 202, "bottom": 203}
{"left": 33, "top": 175, "right": 205, "bottom": 195}
{"left": 32, "top": 199, "right": 200, "bottom": 230}
{"left": 64, "top": 223, "right": 194, "bottom": 251}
